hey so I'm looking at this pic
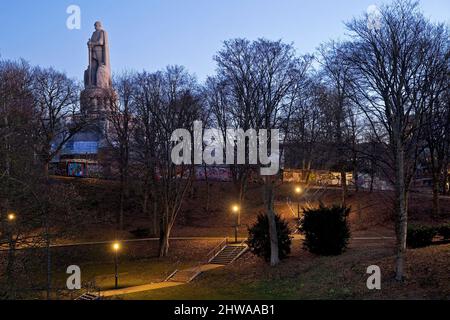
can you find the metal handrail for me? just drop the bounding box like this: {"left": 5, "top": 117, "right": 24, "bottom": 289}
{"left": 183, "top": 238, "right": 229, "bottom": 282}
{"left": 164, "top": 269, "right": 179, "bottom": 282}
{"left": 224, "top": 239, "right": 247, "bottom": 263}
{"left": 206, "top": 238, "right": 228, "bottom": 263}
{"left": 163, "top": 259, "right": 181, "bottom": 282}
{"left": 192, "top": 261, "right": 204, "bottom": 277}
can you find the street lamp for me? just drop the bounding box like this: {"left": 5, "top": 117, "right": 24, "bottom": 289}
{"left": 4, "top": 212, "right": 17, "bottom": 265}
{"left": 232, "top": 205, "right": 240, "bottom": 243}
{"left": 294, "top": 186, "right": 303, "bottom": 220}
{"left": 112, "top": 241, "right": 121, "bottom": 289}
{"left": 7, "top": 212, "right": 16, "bottom": 222}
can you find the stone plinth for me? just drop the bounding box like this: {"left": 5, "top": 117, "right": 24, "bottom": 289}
{"left": 80, "top": 87, "right": 117, "bottom": 116}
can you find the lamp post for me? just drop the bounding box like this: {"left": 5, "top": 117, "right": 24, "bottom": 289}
{"left": 232, "top": 205, "right": 240, "bottom": 243}
{"left": 2, "top": 211, "right": 17, "bottom": 293}
{"left": 7, "top": 213, "right": 16, "bottom": 222}
{"left": 112, "top": 242, "right": 121, "bottom": 289}
{"left": 5, "top": 211, "right": 16, "bottom": 239}
{"left": 295, "top": 186, "right": 302, "bottom": 220}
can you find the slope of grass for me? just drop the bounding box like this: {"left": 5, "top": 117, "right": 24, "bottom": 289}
{"left": 120, "top": 243, "right": 449, "bottom": 300}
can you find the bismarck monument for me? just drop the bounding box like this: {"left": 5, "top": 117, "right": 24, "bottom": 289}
{"left": 81, "top": 21, "right": 115, "bottom": 114}
{"left": 56, "top": 21, "right": 117, "bottom": 177}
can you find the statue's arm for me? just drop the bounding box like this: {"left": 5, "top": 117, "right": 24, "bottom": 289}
{"left": 88, "top": 32, "right": 105, "bottom": 46}
{"left": 97, "top": 31, "right": 105, "bottom": 46}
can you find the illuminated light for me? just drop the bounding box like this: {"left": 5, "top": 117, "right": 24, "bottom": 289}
{"left": 7, "top": 213, "right": 16, "bottom": 221}
{"left": 112, "top": 242, "right": 121, "bottom": 251}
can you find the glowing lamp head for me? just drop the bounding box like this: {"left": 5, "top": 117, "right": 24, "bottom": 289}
{"left": 295, "top": 186, "right": 302, "bottom": 194}
{"left": 7, "top": 213, "right": 16, "bottom": 221}
{"left": 112, "top": 242, "right": 121, "bottom": 252}
{"left": 232, "top": 205, "right": 239, "bottom": 213}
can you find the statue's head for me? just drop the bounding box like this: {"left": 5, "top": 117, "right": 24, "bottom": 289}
{"left": 94, "top": 21, "right": 103, "bottom": 31}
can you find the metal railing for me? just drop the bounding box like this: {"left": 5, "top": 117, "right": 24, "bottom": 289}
{"left": 163, "top": 269, "right": 179, "bottom": 282}
{"left": 69, "top": 280, "right": 101, "bottom": 300}
{"left": 206, "top": 238, "right": 228, "bottom": 263}
{"left": 222, "top": 239, "right": 248, "bottom": 264}
{"left": 163, "top": 260, "right": 181, "bottom": 282}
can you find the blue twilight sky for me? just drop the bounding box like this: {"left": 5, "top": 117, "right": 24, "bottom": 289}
{"left": 0, "top": 0, "right": 449, "bottom": 82}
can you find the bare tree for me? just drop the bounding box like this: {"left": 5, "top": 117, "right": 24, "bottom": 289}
{"left": 0, "top": 59, "right": 37, "bottom": 297}
{"left": 420, "top": 26, "right": 449, "bottom": 216}
{"left": 133, "top": 72, "right": 160, "bottom": 234}
{"left": 106, "top": 73, "right": 135, "bottom": 230}
{"left": 212, "top": 39, "right": 261, "bottom": 209}
{"left": 286, "top": 77, "right": 322, "bottom": 175}
{"left": 212, "top": 38, "right": 310, "bottom": 265}
{"left": 30, "top": 67, "right": 83, "bottom": 177}
{"left": 0, "top": 61, "right": 85, "bottom": 299}
{"left": 317, "top": 41, "right": 355, "bottom": 205}
{"left": 254, "top": 39, "right": 310, "bottom": 266}
{"left": 135, "top": 66, "right": 201, "bottom": 257}
{"left": 345, "top": 0, "right": 442, "bottom": 280}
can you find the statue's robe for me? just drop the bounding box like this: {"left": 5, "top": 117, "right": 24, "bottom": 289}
{"left": 86, "top": 29, "right": 112, "bottom": 88}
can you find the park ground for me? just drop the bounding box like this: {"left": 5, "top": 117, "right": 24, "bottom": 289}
{"left": 12, "top": 179, "right": 450, "bottom": 299}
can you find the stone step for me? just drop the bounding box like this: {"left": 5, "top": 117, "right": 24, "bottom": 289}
{"left": 210, "top": 245, "right": 248, "bottom": 265}
{"left": 75, "top": 293, "right": 100, "bottom": 300}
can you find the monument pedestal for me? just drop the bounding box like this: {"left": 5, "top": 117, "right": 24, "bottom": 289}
{"left": 80, "top": 87, "right": 117, "bottom": 116}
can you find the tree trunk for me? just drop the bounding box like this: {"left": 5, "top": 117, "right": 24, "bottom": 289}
{"left": 394, "top": 145, "right": 408, "bottom": 282}
{"left": 432, "top": 173, "right": 441, "bottom": 217}
{"left": 441, "top": 170, "right": 449, "bottom": 196}
{"left": 340, "top": 170, "right": 347, "bottom": 206}
{"left": 118, "top": 186, "right": 125, "bottom": 230}
{"left": 204, "top": 164, "right": 210, "bottom": 214}
{"left": 152, "top": 200, "right": 158, "bottom": 236}
{"left": 264, "top": 177, "right": 279, "bottom": 266}
{"left": 142, "top": 188, "right": 149, "bottom": 217}
{"left": 159, "top": 221, "right": 172, "bottom": 258}
{"left": 44, "top": 161, "right": 50, "bottom": 179}
{"left": 370, "top": 170, "right": 374, "bottom": 193}
{"left": 305, "top": 160, "right": 312, "bottom": 185}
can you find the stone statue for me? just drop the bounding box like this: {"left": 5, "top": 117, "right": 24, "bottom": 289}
{"left": 84, "top": 21, "right": 112, "bottom": 88}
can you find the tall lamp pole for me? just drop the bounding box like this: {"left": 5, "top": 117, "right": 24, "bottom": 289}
{"left": 4, "top": 212, "right": 17, "bottom": 293}
{"left": 295, "top": 186, "right": 303, "bottom": 220}
{"left": 232, "top": 205, "right": 240, "bottom": 243}
{"left": 6, "top": 212, "right": 16, "bottom": 248}
{"left": 6, "top": 212, "right": 16, "bottom": 247}
{"left": 112, "top": 242, "right": 121, "bottom": 289}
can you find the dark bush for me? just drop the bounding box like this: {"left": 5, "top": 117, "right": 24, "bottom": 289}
{"left": 437, "top": 224, "right": 450, "bottom": 240}
{"left": 247, "top": 213, "right": 292, "bottom": 262}
{"left": 300, "top": 205, "right": 351, "bottom": 255}
{"left": 407, "top": 225, "right": 437, "bottom": 248}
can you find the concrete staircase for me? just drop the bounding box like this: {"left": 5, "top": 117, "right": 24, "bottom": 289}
{"left": 167, "top": 269, "right": 202, "bottom": 283}
{"left": 164, "top": 240, "right": 248, "bottom": 284}
{"left": 75, "top": 292, "right": 101, "bottom": 300}
{"left": 209, "top": 244, "right": 248, "bottom": 265}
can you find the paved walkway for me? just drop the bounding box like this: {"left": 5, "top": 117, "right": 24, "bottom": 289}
{"left": 101, "top": 264, "right": 224, "bottom": 297}
{"left": 1, "top": 234, "right": 395, "bottom": 252}
{"left": 102, "top": 281, "right": 183, "bottom": 297}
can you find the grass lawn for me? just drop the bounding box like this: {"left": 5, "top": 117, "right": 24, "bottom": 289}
{"left": 8, "top": 179, "right": 448, "bottom": 300}
{"left": 118, "top": 242, "right": 449, "bottom": 300}
{"left": 53, "top": 259, "right": 195, "bottom": 291}
{"left": 10, "top": 238, "right": 448, "bottom": 300}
